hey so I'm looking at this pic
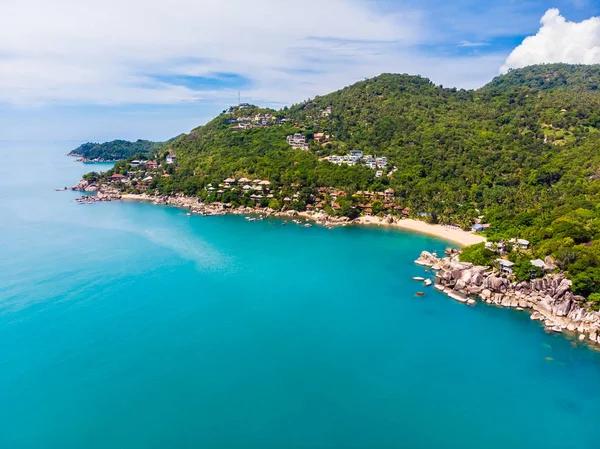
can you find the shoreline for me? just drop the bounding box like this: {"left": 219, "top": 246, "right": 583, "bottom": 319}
{"left": 353, "top": 216, "right": 485, "bottom": 246}
{"left": 415, "top": 251, "right": 600, "bottom": 349}
{"left": 118, "top": 193, "right": 485, "bottom": 247}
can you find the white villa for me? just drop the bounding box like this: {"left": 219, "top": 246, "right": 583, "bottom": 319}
{"left": 286, "top": 134, "right": 309, "bottom": 150}
{"left": 497, "top": 259, "right": 515, "bottom": 274}
{"left": 509, "top": 238, "right": 530, "bottom": 249}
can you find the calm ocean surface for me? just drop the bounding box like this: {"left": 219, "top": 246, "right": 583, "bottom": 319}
{"left": 1, "top": 141, "right": 600, "bottom": 449}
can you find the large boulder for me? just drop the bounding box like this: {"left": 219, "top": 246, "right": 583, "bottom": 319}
{"left": 438, "top": 270, "right": 456, "bottom": 287}
{"left": 471, "top": 271, "right": 485, "bottom": 287}
{"left": 72, "top": 179, "right": 89, "bottom": 191}
{"left": 480, "top": 288, "right": 492, "bottom": 300}
{"left": 554, "top": 298, "right": 572, "bottom": 317}
{"left": 483, "top": 275, "right": 508, "bottom": 293}
{"left": 553, "top": 278, "right": 572, "bottom": 300}
{"left": 415, "top": 251, "right": 437, "bottom": 267}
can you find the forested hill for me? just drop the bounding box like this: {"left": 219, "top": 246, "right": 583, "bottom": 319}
{"left": 102, "top": 63, "right": 600, "bottom": 299}
{"left": 482, "top": 63, "right": 600, "bottom": 92}
{"left": 69, "top": 139, "right": 163, "bottom": 161}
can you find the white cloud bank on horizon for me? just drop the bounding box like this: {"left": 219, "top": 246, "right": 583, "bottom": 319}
{"left": 501, "top": 8, "right": 600, "bottom": 73}
{"left": 0, "top": 0, "right": 509, "bottom": 108}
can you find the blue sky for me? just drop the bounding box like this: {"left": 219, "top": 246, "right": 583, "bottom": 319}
{"left": 0, "top": 0, "right": 599, "bottom": 142}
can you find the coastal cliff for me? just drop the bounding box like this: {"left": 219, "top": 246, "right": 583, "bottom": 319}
{"left": 416, "top": 251, "right": 600, "bottom": 346}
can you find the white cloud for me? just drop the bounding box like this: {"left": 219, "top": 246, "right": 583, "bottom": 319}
{"left": 501, "top": 8, "right": 600, "bottom": 73}
{"left": 0, "top": 0, "right": 509, "bottom": 110}
{"left": 0, "top": 0, "right": 425, "bottom": 106}
{"left": 459, "top": 41, "right": 488, "bottom": 48}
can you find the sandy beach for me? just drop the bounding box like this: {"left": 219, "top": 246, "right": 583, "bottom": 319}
{"left": 118, "top": 193, "right": 485, "bottom": 247}
{"left": 395, "top": 219, "right": 485, "bottom": 246}
{"left": 353, "top": 216, "right": 485, "bottom": 246}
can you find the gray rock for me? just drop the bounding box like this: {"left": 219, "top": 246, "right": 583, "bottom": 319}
{"left": 553, "top": 279, "right": 572, "bottom": 300}
{"left": 554, "top": 298, "right": 572, "bottom": 317}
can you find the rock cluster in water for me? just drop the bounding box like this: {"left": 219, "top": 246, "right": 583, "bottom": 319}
{"left": 415, "top": 251, "right": 600, "bottom": 346}
{"left": 69, "top": 180, "right": 122, "bottom": 203}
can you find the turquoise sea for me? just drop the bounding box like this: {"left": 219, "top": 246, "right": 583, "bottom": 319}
{"left": 1, "top": 142, "right": 600, "bottom": 449}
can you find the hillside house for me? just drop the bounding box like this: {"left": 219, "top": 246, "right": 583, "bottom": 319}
{"left": 286, "top": 133, "right": 309, "bottom": 150}
{"left": 530, "top": 259, "right": 548, "bottom": 271}
{"left": 109, "top": 173, "right": 127, "bottom": 182}
{"left": 314, "top": 133, "right": 330, "bottom": 143}
{"left": 166, "top": 153, "right": 176, "bottom": 164}
{"left": 509, "top": 238, "right": 530, "bottom": 249}
{"left": 497, "top": 259, "right": 515, "bottom": 274}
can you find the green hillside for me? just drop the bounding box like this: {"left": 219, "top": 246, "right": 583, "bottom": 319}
{"left": 69, "top": 139, "right": 163, "bottom": 161}
{"left": 100, "top": 64, "right": 600, "bottom": 299}
{"left": 483, "top": 63, "right": 600, "bottom": 92}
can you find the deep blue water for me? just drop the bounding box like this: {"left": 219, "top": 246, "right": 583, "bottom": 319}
{"left": 1, "top": 142, "right": 600, "bottom": 449}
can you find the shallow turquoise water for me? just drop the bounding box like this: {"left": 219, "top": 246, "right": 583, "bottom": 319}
{"left": 1, "top": 142, "right": 600, "bottom": 449}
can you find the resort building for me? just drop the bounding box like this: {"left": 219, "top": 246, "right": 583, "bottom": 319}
{"left": 509, "top": 238, "right": 530, "bottom": 249}
{"left": 472, "top": 224, "right": 485, "bottom": 232}
{"left": 109, "top": 173, "right": 127, "bottom": 182}
{"left": 286, "top": 134, "right": 309, "bottom": 150}
{"left": 314, "top": 133, "right": 330, "bottom": 143}
{"left": 530, "top": 259, "right": 548, "bottom": 270}
{"left": 497, "top": 259, "right": 515, "bottom": 274}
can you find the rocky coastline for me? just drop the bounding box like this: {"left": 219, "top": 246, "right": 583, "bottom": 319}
{"left": 67, "top": 180, "right": 356, "bottom": 225}
{"left": 415, "top": 250, "right": 600, "bottom": 347}
{"left": 65, "top": 179, "right": 485, "bottom": 245}
{"left": 67, "top": 153, "right": 121, "bottom": 163}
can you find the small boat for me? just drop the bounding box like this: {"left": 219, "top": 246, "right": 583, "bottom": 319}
{"left": 304, "top": 223, "right": 312, "bottom": 227}
{"left": 415, "top": 292, "right": 425, "bottom": 297}
{"left": 187, "top": 212, "right": 191, "bottom": 216}
{"left": 424, "top": 279, "right": 432, "bottom": 286}
{"left": 412, "top": 276, "right": 425, "bottom": 281}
